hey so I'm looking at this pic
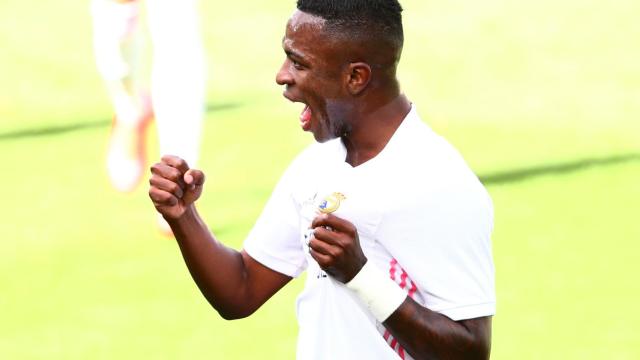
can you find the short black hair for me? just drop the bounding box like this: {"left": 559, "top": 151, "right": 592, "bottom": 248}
{"left": 296, "top": 0, "right": 404, "bottom": 48}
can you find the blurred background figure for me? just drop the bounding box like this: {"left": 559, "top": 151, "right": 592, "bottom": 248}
{"left": 90, "top": 0, "right": 205, "bottom": 194}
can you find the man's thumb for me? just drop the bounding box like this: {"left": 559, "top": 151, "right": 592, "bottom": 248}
{"left": 184, "top": 169, "right": 205, "bottom": 189}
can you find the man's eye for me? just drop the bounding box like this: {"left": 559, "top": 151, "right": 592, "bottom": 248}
{"left": 292, "top": 60, "right": 304, "bottom": 70}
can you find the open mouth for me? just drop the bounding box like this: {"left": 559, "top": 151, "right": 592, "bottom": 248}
{"left": 283, "top": 92, "right": 313, "bottom": 132}
{"left": 300, "top": 104, "right": 312, "bottom": 131}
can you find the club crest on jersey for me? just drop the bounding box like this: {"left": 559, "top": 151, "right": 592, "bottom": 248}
{"left": 317, "top": 192, "right": 346, "bottom": 214}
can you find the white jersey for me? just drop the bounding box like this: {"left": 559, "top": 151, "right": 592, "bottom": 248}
{"left": 244, "top": 106, "right": 495, "bottom": 360}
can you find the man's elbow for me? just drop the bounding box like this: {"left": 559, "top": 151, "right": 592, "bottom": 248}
{"left": 217, "top": 308, "right": 250, "bottom": 321}
{"left": 469, "top": 338, "right": 491, "bottom": 360}
{"left": 213, "top": 302, "right": 258, "bottom": 321}
{"left": 460, "top": 316, "right": 492, "bottom": 360}
{"left": 217, "top": 310, "right": 243, "bottom": 321}
{"left": 462, "top": 326, "right": 491, "bottom": 359}
{"left": 199, "top": 289, "right": 259, "bottom": 320}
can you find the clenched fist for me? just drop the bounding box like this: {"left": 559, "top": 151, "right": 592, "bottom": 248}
{"left": 149, "top": 155, "right": 205, "bottom": 219}
{"left": 309, "top": 213, "right": 368, "bottom": 283}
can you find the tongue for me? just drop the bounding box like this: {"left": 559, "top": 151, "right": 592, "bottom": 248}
{"left": 300, "top": 105, "right": 312, "bottom": 131}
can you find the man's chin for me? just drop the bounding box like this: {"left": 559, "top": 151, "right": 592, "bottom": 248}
{"left": 312, "top": 133, "right": 330, "bottom": 143}
{"left": 309, "top": 118, "right": 343, "bottom": 143}
{"left": 311, "top": 130, "right": 338, "bottom": 143}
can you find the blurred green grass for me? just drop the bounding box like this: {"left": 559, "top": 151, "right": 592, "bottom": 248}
{"left": 1, "top": 0, "right": 639, "bottom": 359}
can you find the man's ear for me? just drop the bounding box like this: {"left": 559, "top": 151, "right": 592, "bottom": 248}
{"left": 346, "top": 62, "right": 372, "bottom": 95}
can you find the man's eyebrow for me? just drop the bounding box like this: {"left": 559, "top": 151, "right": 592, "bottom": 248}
{"left": 285, "top": 48, "right": 307, "bottom": 61}
{"left": 281, "top": 36, "right": 309, "bottom": 62}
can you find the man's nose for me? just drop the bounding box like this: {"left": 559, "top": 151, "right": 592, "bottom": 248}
{"left": 276, "top": 60, "right": 293, "bottom": 86}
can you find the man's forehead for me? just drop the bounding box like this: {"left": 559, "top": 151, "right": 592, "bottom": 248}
{"left": 287, "top": 10, "right": 326, "bottom": 34}
{"left": 282, "top": 10, "right": 349, "bottom": 66}
{"left": 282, "top": 10, "right": 329, "bottom": 58}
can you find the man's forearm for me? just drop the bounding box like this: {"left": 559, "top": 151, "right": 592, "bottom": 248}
{"left": 383, "top": 298, "right": 492, "bottom": 360}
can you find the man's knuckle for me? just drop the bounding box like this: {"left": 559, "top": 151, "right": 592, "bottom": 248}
{"left": 150, "top": 192, "right": 163, "bottom": 203}
{"left": 168, "top": 169, "right": 181, "bottom": 181}
{"left": 157, "top": 193, "right": 168, "bottom": 203}
{"left": 151, "top": 189, "right": 171, "bottom": 203}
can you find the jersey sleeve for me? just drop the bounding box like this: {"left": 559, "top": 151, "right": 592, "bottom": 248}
{"left": 243, "top": 155, "right": 308, "bottom": 278}
{"left": 376, "top": 179, "right": 496, "bottom": 321}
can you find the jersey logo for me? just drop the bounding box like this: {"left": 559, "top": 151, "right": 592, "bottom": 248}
{"left": 317, "top": 192, "right": 346, "bottom": 214}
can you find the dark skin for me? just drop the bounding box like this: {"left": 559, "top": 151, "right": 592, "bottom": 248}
{"left": 149, "top": 10, "right": 491, "bottom": 359}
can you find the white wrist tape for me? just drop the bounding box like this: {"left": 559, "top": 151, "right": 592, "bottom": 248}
{"left": 345, "top": 260, "right": 407, "bottom": 322}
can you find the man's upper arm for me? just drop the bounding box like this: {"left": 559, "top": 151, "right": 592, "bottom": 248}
{"left": 459, "top": 316, "right": 493, "bottom": 355}
{"left": 240, "top": 250, "right": 293, "bottom": 313}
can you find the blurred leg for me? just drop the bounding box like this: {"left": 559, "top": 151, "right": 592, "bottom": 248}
{"left": 147, "top": 0, "right": 205, "bottom": 168}
{"left": 91, "top": 0, "right": 151, "bottom": 192}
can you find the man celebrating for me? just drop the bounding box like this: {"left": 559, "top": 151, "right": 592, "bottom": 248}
{"left": 149, "top": 1, "right": 495, "bottom": 359}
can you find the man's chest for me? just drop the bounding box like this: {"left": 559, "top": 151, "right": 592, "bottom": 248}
{"left": 292, "top": 168, "right": 392, "bottom": 273}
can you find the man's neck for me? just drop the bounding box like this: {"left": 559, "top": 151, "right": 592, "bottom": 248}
{"left": 342, "top": 94, "right": 411, "bottom": 167}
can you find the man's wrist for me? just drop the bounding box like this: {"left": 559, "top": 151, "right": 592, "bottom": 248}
{"left": 164, "top": 205, "right": 198, "bottom": 228}
{"left": 345, "top": 260, "right": 407, "bottom": 322}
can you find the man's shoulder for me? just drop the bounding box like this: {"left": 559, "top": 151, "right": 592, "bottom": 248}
{"left": 388, "top": 116, "right": 489, "bottom": 204}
